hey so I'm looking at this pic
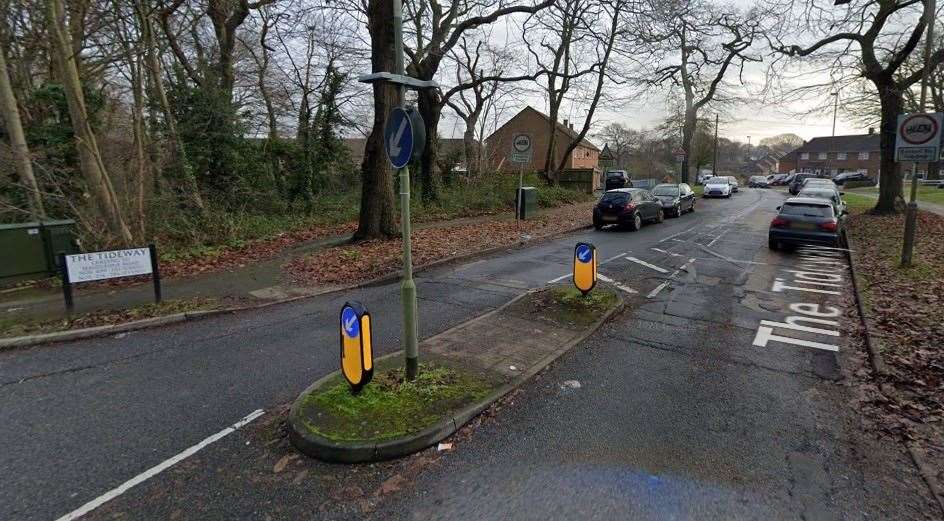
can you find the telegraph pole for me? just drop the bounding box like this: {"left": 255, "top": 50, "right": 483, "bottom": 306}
{"left": 712, "top": 114, "right": 719, "bottom": 177}
{"left": 901, "top": 0, "right": 936, "bottom": 267}
{"left": 831, "top": 92, "right": 839, "bottom": 137}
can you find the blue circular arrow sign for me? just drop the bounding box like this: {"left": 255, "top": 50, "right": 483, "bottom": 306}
{"left": 341, "top": 306, "right": 360, "bottom": 338}
{"left": 385, "top": 107, "right": 414, "bottom": 169}
{"left": 576, "top": 244, "right": 592, "bottom": 264}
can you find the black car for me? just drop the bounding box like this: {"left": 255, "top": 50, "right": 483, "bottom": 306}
{"left": 604, "top": 170, "right": 631, "bottom": 190}
{"left": 651, "top": 183, "right": 696, "bottom": 217}
{"left": 768, "top": 197, "right": 846, "bottom": 250}
{"left": 788, "top": 173, "right": 818, "bottom": 195}
{"left": 593, "top": 188, "right": 664, "bottom": 231}
{"left": 832, "top": 171, "right": 874, "bottom": 186}
{"left": 748, "top": 175, "right": 769, "bottom": 188}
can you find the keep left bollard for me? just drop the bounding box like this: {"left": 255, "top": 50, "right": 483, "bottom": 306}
{"left": 573, "top": 242, "right": 597, "bottom": 295}
{"left": 340, "top": 302, "right": 373, "bottom": 394}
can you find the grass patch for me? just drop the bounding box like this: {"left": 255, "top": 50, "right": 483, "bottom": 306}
{"left": 298, "top": 362, "right": 494, "bottom": 442}
{"left": 0, "top": 297, "right": 221, "bottom": 339}
{"left": 693, "top": 185, "right": 704, "bottom": 196}
{"left": 847, "top": 183, "right": 944, "bottom": 205}
{"left": 843, "top": 193, "right": 876, "bottom": 213}
{"left": 508, "top": 285, "right": 619, "bottom": 328}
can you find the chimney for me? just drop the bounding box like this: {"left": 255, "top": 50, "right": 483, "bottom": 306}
{"left": 868, "top": 127, "right": 875, "bottom": 135}
{"left": 563, "top": 119, "right": 569, "bottom": 129}
{"left": 569, "top": 122, "right": 574, "bottom": 130}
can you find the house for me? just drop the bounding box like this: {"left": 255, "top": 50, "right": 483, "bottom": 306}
{"left": 598, "top": 144, "right": 616, "bottom": 171}
{"left": 780, "top": 131, "right": 884, "bottom": 178}
{"left": 342, "top": 137, "right": 471, "bottom": 170}
{"left": 484, "top": 106, "right": 601, "bottom": 176}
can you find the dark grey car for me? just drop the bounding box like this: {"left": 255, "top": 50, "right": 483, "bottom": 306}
{"left": 768, "top": 197, "right": 846, "bottom": 250}
{"left": 593, "top": 188, "right": 665, "bottom": 231}
{"left": 651, "top": 183, "right": 696, "bottom": 217}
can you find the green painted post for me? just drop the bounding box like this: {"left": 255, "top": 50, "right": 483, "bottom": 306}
{"left": 393, "top": 0, "right": 420, "bottom": 380}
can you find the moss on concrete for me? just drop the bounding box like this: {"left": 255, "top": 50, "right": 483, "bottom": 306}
{"left": 508, "top": 285, "right": 619, "bottom": 328}
{"left": 298, "top": 361, "right": 493, "bottom": 443}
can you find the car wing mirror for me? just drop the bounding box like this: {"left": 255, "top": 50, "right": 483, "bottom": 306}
{"left": 776, "top": 206, "right": 781, "bottom": 210}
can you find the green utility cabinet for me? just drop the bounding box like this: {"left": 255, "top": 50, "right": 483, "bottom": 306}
{"left": 0, "top": 220, "right": 79, "bottom": 280}
{"left": 516, "top": 187, "right": 537, "bottom": 219}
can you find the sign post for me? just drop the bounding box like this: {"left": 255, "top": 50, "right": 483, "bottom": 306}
{"left": 59, "top": 245, "right": 162, "bottom": 313}
{"left": 900, "top": 0, "right": 938, "bottom": 267}
{"left": 358, "top": 0, "right": 437, "bottom": 381}
{"left": 510, "top": 134, "right": 533, "bottom": 227}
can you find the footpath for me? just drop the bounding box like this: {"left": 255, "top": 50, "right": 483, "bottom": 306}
{"left": 0, "top": 202, "right": 593, "bottom": 338}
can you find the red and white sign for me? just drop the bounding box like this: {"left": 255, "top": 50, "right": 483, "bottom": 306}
{"left": 896, "top": 112, "right": 942, "bottom": 162}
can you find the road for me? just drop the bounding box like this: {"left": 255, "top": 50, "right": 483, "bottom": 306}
{"left": 1, "top": 188, "right": 936, "bottom": 520}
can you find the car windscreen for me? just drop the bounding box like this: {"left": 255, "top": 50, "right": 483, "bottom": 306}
{"left": 600, "top": 192, "right": 630, "bottom": 204}
{"left": 706, "top": 179, "right": 727, "bottom": 186}
{"left": 780, "top": 203, "right": 833, "bottom": 218}
{"left": 652, "top": 186, "right": 679, "bottom": 196}
{"left": 798, "top": 190, "right": 836, "bottom": 200}
{"left": 606, "top": 172, "right": 626, "bottom": 178}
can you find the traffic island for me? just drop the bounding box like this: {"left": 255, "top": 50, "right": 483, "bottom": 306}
{"left": 288, "top": 285, "right": 622, "bottom": 463}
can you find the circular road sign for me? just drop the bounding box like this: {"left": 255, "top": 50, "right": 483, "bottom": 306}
{"left": 576, "top": 244, "right": 592, "bottom": 264}
{"left": 900, "top": 113, "right": 939, "bottom": 145}
{"left": 341, "top": 305, "right": 360, "bottom": 338}
{"left": 513, "top": 134, "right": 532, "bottom": 153}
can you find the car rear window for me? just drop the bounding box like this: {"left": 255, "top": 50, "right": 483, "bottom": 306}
{"left": 799, "top": 190, "right": 836, "bottom": 200}
{"left": 780, "top": 203, "right": 834, "bottom": 217}
{"left": 601, "top": 192, "right": 630, "bottom": 204}
{"left": 652, "top": 186, "right": 679, "bottom": 196}
{"left": 606, "top": 171, "right": 625, "bottom": 178}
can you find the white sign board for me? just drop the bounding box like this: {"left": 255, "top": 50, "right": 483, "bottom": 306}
{"left": 896, "top": 112, "right": 942, "bottom": 162}
{"left": 65, "top": 247, "right": 153, "bottom": 283}
{"left": 510, "top": 133, "right": 533, "bottom": 164}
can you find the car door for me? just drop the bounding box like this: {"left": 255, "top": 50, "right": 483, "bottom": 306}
{"left": 640, "top": 191, "right": 657, "bottom": 219}
{"left": 681, "top": 184, "right": 694, "bottom": 209}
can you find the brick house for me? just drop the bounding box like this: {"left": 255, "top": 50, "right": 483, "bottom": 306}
{"left": 484, "top": 106, "right": 600, "bottom": 175}
{"left": 775, "top": 132, "right": 917, "bottom": 179}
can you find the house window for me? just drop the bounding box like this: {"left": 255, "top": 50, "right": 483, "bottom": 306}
{"left": 818, "top": 152, "right": 827, "bottom": 160}
{"left": 837, "top": 152, "right": 847, "bottom": 160}
{"left": 858, "top": 151, "right": 869, "bottom": 160}
{"left": 800, "top": 152, "right": 809, "bottom": 160}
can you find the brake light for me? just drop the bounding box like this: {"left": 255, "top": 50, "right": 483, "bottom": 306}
{"left": 818, "top": 221, "right": 838, "bottom": 232}
{"left": 771, "top": 217, "right": 789, "bottom": 228}
{"left": 620, "top": 203, "right": 636, "bottom": 214}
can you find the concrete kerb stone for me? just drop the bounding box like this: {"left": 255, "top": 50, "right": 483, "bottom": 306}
{"left": 0, "top": 223, "right": 593, "bottom": 351}
{"left": 288, "top": 284, "right": 625, "bottom": 464}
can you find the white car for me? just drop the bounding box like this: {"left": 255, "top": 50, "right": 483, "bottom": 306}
{"left": 703, "top": 178, "right": 732, "bottom": 198}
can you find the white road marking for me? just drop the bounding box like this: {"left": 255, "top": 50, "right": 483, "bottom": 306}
{"left": 600, "top": 252, "right": 629, "bottom": 265}
{"left": 658, "top": 224, "right": 700, "bottom": 243}
{"left": 55, "top": 409, "right": 265, "bottom": 521}
{"left": 647, "top": 258, "right": 696, "bottom": 299}
{"left": 625, "top": 256, "right": 669, "bottom": 273}
{"left": 651, "top": 248, "right": 682, "bottom": 257}
{"left": 597, "top": 273, "right": 638, "bottom": 294}
{"left": 547, "top": 273, "right": 571, "bottom": 283}
{"left": 707, "top": 229, "right": 727, "bottom": 247}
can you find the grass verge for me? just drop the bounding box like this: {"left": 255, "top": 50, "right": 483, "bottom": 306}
{"left": 0, "top": 297, "right": 222, "bottom": 339}
{"left": 507, "top": 285, "right": 619, "bottom": 328}
{"left": 297, "top": 361, "right": 494, "bottom": 442}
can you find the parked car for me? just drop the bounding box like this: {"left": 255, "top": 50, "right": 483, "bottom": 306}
{"left": 798, "top": 187, "right": 846, "bottom": 216}
{"left": 725, "top": 176, "right": 740, "bottom": 192}
{"left": 748, "top": 175, "right": 769, "bottom": 188}
{"left": 697, "top": 171, "right": 715, "bottom": 184}
{"left": 832, "top": 171, "right": 873, "bottom": 186}
{"left": 652, "top": 183, "right": 696, "bottom": 217}
{"left": 593, "top": 188, "right": 664, "bottom": 231}
{"left": 801, "top": 177, "right": 836, "bottom": 191}
{"left": 788, "top": 173, "right": 818, "bottom": 195}
{"left": 703, "top": 177, "right": 733, "bottom": 198}
{"left": 604, "top": 170, "right": 631, "bottom": 190}
{"left": 768, "top": 197, "right": 846, "bottom": 250}
{"left": 769, "top": 173, "right": 788, "bottom": 186}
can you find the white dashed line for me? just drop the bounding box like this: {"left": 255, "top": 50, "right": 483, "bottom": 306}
{"left": 55, "top": 409, "right": 265, "bottom": 521}
{"left": 625, "top": 256, "right": 669, "bottom": 273}
{"left": 597, "top": 273, "right": 638, "bottom": 294}
{"left": 647, "top": 258, "right": 696, "bottom": 299}
{"left": 651, "top": 248, "right": 682, "bottom": 257}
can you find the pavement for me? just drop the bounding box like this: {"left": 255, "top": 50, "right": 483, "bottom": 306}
{"left": 1, "top": 188, "right": 938, "bottom": 520}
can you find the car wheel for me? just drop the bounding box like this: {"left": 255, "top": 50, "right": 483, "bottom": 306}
{"left": 629, "top": 212, "right": 642, "bottom": 231}
{"left": 689, "top": 201, "right": 695, "bottom": 212}
{"left": 656, "top": 209, "right": 665, "bottom": 223}
{"left": 593, "top": 219, "right": 603, "bottom": 231}
{"left": 673, "top": 204, "right": 681, "bottom": 217}
{"left": 768, "top": 239, "right": 779, "bottom": 250}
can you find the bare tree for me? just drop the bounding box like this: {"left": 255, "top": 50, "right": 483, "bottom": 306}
{"left": 402, "top": 0, "right": 553, "bottom": 201}
{"left": 0, "top": 20, "right": 44, "bottom": 219}
{"left": 45, "top": 0, "right": 133, "bottom": 244}
{"left": 769, "top": 0, "right": 943, "bottom": 213}
{"left": 635, "top": 0, "right": 762, "bottom": 183}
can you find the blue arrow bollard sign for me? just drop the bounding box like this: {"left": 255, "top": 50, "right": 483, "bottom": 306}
{"left": 385, "top": 107, "right": 414, "bottom": 168}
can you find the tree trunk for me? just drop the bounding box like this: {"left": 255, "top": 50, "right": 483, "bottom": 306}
{"left": 46, "top": 0, "right": 133, "bottom": 244}
{"left": 873, "top": 82, "right": 904, "bottom": 214}
{"left": 354, "top": 0, "right": 397, "bottom": 241}
{"left": 0, "top": 42, "right": 45, "bottom": 219}
{"left": 137, "top": 1, "right": 205, "bottom": 212}
{"left": 417, "top": 88, "right": 441, "bottom": 202}
{"left": 463, "top": 117, "right": 479, "bottom": 177}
